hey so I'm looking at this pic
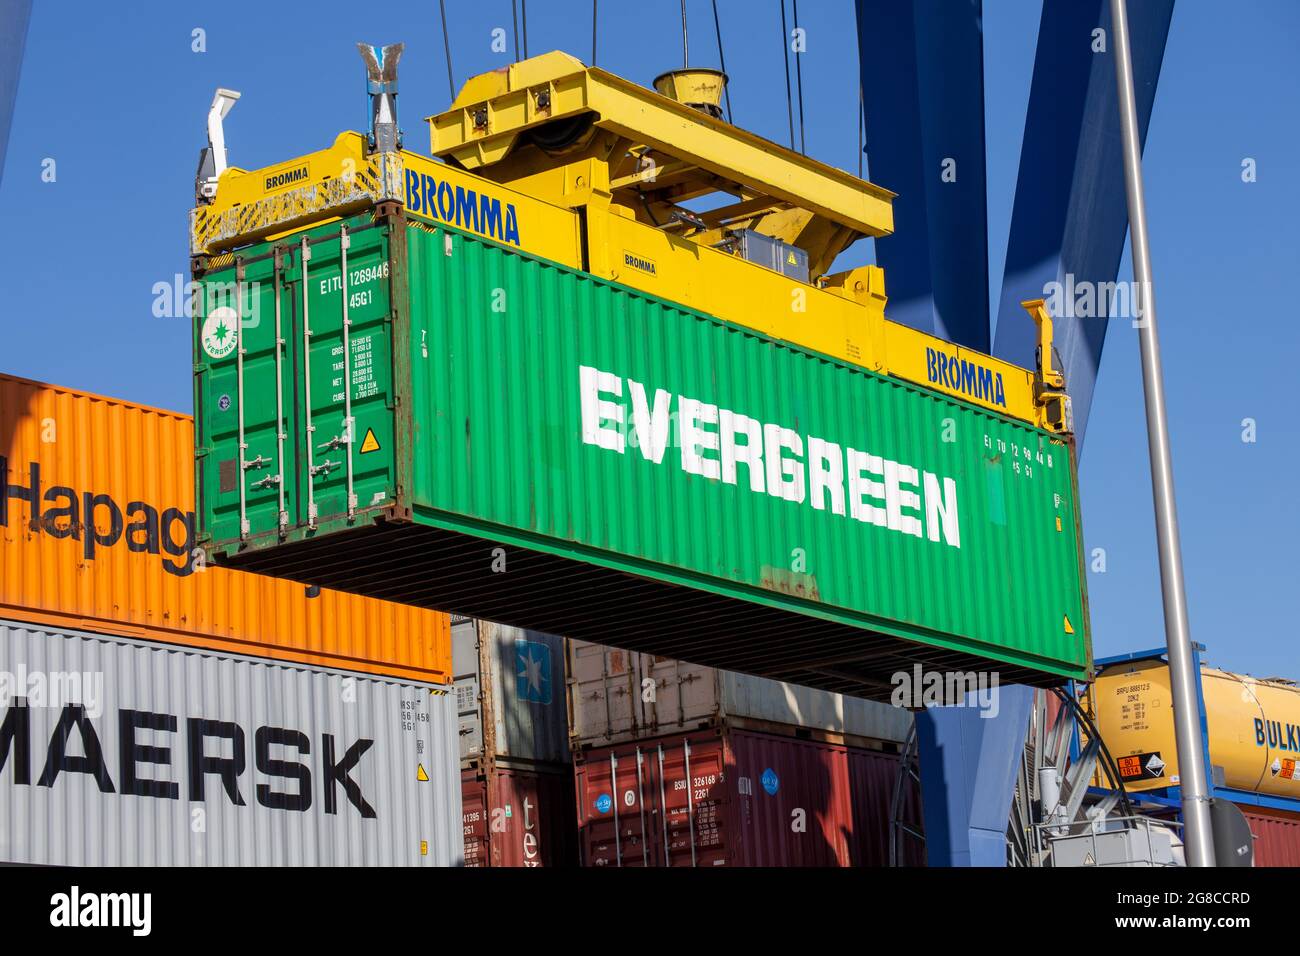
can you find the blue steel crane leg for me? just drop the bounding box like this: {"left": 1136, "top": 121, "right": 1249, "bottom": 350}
{"left": 993, "top": 0, "right": 1175, "bottom": 448}
{"left": 856, "top": 0, "right": 990, "bottom": 351}
{"left": 0, "top": 0, "right": 31, "bottom": 190}
{"left": 915, "top": 684, "right": 1035, "bottom": 867}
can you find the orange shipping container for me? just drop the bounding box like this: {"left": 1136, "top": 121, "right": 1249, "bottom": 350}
{"left": 0, "top": 373, "right": 450, "bottom": 684}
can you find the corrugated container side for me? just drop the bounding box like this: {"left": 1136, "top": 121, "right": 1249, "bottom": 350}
{"left": 453, "top": 618, "right": 569, "bottom": 766}
{"left": 567, "top": 639, "right": 912, "bottom": 748}
{"left": 0, "top": 374, "right": 450, "bottom": 684}
{"left": 460, "top": 766, "right": 577, "bottom": 867}
{"left": 847, "top": 745, "right": 925, "bottom": 866}
{"left": 1240, "top": 806, "right": 1300, "bottom": 867}
{"left": 406, "top": 224, "right": 1088, "bottom": 683}
{"left": 573, "top": 727, "right": 917, "bottom": 867}
{"left": 200, "top": 216, "right": 1090, "bottom": 695}
{"left": 0, "top": 620, "right": 462, "bottom": 866}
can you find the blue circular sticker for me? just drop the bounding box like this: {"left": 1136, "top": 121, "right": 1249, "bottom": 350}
{"left": 217, "top": 394, "right": 232, "bottom": 412}
{"left": 595, "top": 793, "right": 613, "bottom": 814}
{"left": 761, "top": 768, "right": 780, "bottom": 796}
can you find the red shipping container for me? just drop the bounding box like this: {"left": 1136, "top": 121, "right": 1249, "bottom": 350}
{"left": 461, "top": 767, "right": 578, "bottom": 867}
{"left": 1239, "top": 805, "right": 1300, "bottom": 867}
{"left": 573, "top": 728, "right": 922, "bottom": 867}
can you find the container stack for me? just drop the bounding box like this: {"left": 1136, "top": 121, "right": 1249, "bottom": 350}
{"left": 566, "top": 640, "right": 924, "bottom": 866}
{"left": 0, "top": 374, "right": 463, "bottom": 866}
{"left": 453, "top": 618, "right": 577, "bottom": 866}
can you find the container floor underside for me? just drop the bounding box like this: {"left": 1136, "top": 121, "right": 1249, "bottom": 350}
{"left": 218, "top": 521, "right": 1069, "bottom": 701}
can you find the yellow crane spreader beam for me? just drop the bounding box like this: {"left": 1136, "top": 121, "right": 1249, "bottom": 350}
{"left": 425, "top": 52, "right": 896, "bottom": 240}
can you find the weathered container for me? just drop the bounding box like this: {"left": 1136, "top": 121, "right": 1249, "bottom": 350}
{"left": 1094, "top": 658, "right": 1300, "bottom": 800}
{"left": 0, "top": 373, "right": 451, "bottom": 684}
{"left": 0, "top": 619, "right": 461, "bottom": 866}
{"left": 195, "top": 212, "right": 1090, "bottom": 696}
{"left": 567, "top": 639, "right": 911, "bottom": 748}
{"left": 461, "top": 765, "right": 577, "bottom": 867}
{"left": 1238, "top": 805, "right": 1300, "bottom": 867}
{"left": 453, "top": 617, "right": 568, "bottom": 767}
{"left": 573, "top": 726, "right": 922, "bottom": 867}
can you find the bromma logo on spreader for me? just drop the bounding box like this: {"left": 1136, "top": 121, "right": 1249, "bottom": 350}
{"left": 623, "top": 251, "right": 657, "bottom": 276}
{"left": 404, "top": 169, "right": 521, "bottom": 246}
{"left": 263, "top": 162, "right": 310, "bottom": 193}
{"left": 926, "top": 347, "right": 1007, "bottom": 409}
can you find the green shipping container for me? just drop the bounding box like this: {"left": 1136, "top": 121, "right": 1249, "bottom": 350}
{"left": 194, "top": 210, "right": 1090, "bottom": 697}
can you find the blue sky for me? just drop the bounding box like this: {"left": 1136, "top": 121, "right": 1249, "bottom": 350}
{"left": 1, "top": 1, "right": 1295, "bottom": 677}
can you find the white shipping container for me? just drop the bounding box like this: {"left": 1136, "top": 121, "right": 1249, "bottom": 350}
{"left": 452, "top": 618, "right": 569, "bottom": 767}
{"left": 0, "top": 620, "right": 463, "bottom": 866}
{"left": 567, "top": 641, "right": 913, "bottom": 748}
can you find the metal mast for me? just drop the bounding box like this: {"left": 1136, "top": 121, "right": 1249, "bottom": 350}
{"left": 1109, "top": 0, "right": 1215, "bottom": 866}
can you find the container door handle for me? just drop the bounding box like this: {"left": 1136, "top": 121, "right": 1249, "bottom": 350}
{"left": 609, "top": 752, "right": 622, "bottom": 868}
{"left": 236, "top": 258, "right": 285, "bottom": 533}
{"left": 234, "top": 259, "right": 250, "bottom": 538}
{"left": 300, "top": 236, "right": 318, "bottom": 529}
{"left": 635, "top": 747, "right": 649, "bottom": 867}
{"left": 272, "top": 248, "right": 288, "bottom": 533}
{"left": 657, "top": 745, "right": 670, "bottom": 867}
{"left": 683, "top": 738, "right": 697, "bottom": 868}
{"left": 338, "top": 224, "right": 356, "bottom": 520}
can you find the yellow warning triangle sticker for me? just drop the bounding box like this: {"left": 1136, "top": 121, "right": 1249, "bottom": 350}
{"left": 359, "top": 428, "right": 381, "bottom": 454}
{"left": 1063, "top": 615, "right": 1075, "bottom": 635}
{"left": 786, "top": 251, "right": 797, "bottom": 265}
{"left": 417, "top": 763, "right": 429, "bottom": 782}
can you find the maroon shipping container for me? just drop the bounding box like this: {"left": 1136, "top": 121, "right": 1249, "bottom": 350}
{"left": 461, "top": 767, "right": 578, "bottom": 867}
{"left": 1239, "top": 805, "right": 1300, "bottom": 867}
{"left": 574, "top": 727, "right": 922, "bottom": 867}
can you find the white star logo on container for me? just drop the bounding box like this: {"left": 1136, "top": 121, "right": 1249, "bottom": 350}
{"left": 518, "top": 645, "right": 547, "bottom": 701}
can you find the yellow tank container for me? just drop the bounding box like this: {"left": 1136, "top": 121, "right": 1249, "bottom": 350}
{"left": 1093, "top": 658, "right": 1300, "bottom": 800}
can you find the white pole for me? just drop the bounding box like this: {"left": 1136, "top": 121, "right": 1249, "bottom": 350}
{"left": 1109, "top": 0, "right": 1216, "bottom": 866}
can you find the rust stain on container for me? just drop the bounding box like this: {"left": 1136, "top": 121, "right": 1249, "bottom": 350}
{"left": 0, "top": 373, "right": 451, "bottom": 683}
{"left": 758, "top": 566, "right": 821, "bottom": 602}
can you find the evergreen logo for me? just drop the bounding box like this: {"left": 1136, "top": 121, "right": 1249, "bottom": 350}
{"left": 200, "top": 306, "right": 240, "bottom": 359}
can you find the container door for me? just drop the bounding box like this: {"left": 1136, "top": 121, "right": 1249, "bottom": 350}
{"left": 657, "top": 736, "right": 729, "bottom": 867}
{"left": 576, "top": 748, "right": 657, "bottom": 867}
{"left": 451, "top": 619, "right": 484, "bottom": 763}
{"left": 279, "top": 220, "right": 396, "bottom": 533}
{"left": 582, "top": 644, "right": 641, "bottom": 741}
{"left": 196, "top": 250, "right": 299, "bottom": 544}
{"left": 460, "top": 772, "right": 490, "bottom": 867}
